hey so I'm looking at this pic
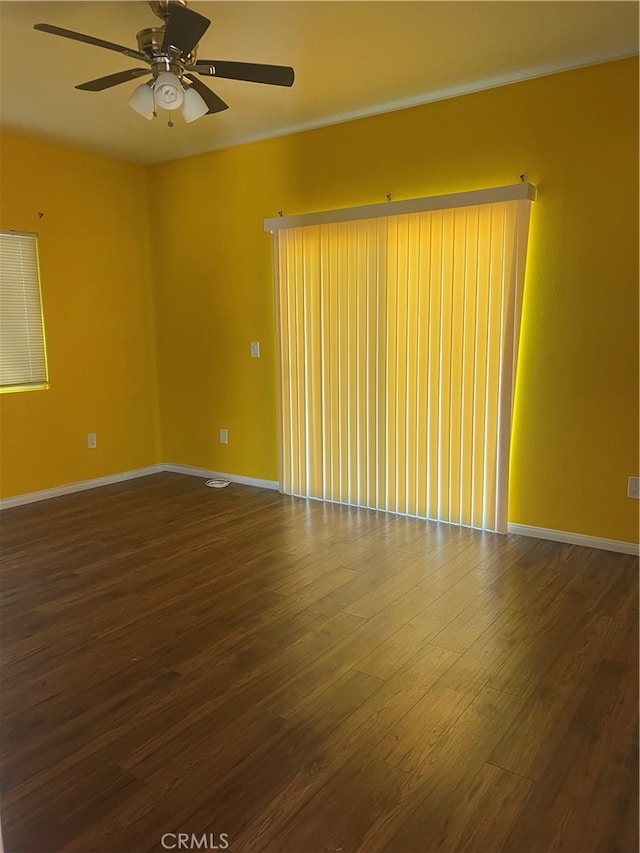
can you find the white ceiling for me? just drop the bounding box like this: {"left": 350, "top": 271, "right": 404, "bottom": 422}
{"left": 0, "top": 1, "right": 638, "bottom": 165}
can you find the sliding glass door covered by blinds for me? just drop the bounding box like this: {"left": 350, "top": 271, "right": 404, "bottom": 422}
{"left": 267, "top": 186, "right": 534, "bottom": 532}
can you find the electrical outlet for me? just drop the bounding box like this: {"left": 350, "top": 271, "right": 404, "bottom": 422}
{"left": 628, "top": 476, "right": 640, "bottom": 499}
{"left": 87, "top": 433, "right": 97, "bottom": 449}
{"left": 250, "top": 341, "right": 260, "bottom": 358}
{"left": 219, "top": 428, "right": 229, "bottom": 445}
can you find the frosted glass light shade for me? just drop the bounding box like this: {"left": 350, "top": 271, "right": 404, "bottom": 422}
{"left": 155, "top": 72, "right": 184, "bottom": 110}
{"left": 182, "top": 86, "right": 209, "bottom": 123}
{"left": 128, "top": 82, "right": 154, "bottom": 119}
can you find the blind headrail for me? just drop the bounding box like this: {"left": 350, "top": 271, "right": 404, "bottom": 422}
{"left": 0, "top": 229, "right": 39, "bottom": 239}
{"left": 265, "top": 182, "right": 536, "bottom": 233}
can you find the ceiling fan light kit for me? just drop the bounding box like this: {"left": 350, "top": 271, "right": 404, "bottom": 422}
{"left": 34, "top": 0, "right": 295, "bottom": 127}
{"left": 128, "top": 81, "right": 155, "bottom": 119}
{"left": 154, "top": 71, "right": 184, "bottom": 109}
{"left": 129, "top": 73, "right": 209, "bottom": 124}
{"left": 182, "top": 86, "right": 209, "bottom": 123}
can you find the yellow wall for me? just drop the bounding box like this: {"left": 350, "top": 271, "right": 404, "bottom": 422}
{"left": 148, "top": 57, "right": 639, "bottom": 544}
{"left": 1, "top": 59, "right": 637, "bottom": 545}
{"left": 0, "top": 133, "right": 161, "bottom": 496}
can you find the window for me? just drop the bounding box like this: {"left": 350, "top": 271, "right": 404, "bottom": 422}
{"left": 0, "top": 230, "right": 49, "bottom": 392}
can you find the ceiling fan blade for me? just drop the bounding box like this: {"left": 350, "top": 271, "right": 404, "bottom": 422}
{"left": 192, "top": 60, "right": 295, "bottom": 87}
{"left": 33, "top": 23, "right": 147, "bottom": 62}
{"left": 75, "top": 68, "right": 151, "bottom": 92}
{"left": 162, "top": 5, "right": 210, "bottom": 58}
{"left": 184, "top": 75, "right": 228, "bottom": 114}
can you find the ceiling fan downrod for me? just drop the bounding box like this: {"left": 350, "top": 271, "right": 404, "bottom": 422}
{"left": 148, "top": 1, "right": 188, "bottom": 24}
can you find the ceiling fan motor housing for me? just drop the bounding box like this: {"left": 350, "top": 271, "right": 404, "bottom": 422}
{"left": 137, "top": 27, "right": 196, "bottom": 74}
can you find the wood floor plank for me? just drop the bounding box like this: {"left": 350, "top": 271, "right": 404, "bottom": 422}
{"left": 487, "top": 609, "right": 632, "bottom": 781}
{"left": 339, "top": 541, "right": 430, "bottom": 575}
{"left": 2, "top": 761, "right": 143, "bottom": 852}
{"left": 427, "top": 585, "right": 504, "bottom": 653}
{"left": 0, "top": 472, "right": 636, "bottom": 853}
{"left": 0, "top": 666, "right": 190, "bottom": 796}
{"left": 400, "top": 569, "right": 496, "bottom": 648}
{"left": 415, "top": 539, "right": 493, "bottom": 592}
{"left": 353, "top": 610, "right": 447, "bottom": 680}
{"left": 268, "top": 753, "right": 411, "bottom": 853}
{"left": 257, "top": 585, "right": 445, "bottom": 718}
{"left": 357, "top": 687, "right": 527, "bottom": 853}
{"left": 343, "top": 559, "right": 440, "bottom": 619}
{"left": 371, "top": 646, "right": 497, "bottom": 773}
{"left": 254, "top": 568, "right": 393, "bottom": 646}
{"left": 417, "top": 762, "right": 533, "bottom": 853}
{"left": 62, "top": 670, "right": 384, "bottom": 853}
{"left": 501, "top": 657, "right": 638, "bottom": 853}
{"left": 231, "top": 643, "right": 459, "bottom": 851}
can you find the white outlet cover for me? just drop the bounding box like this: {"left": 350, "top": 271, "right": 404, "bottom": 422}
{"left": 220, "top": 428, "right": 229, "bottom": 444}
{"left": 251, "top": 341, "right": 260, "bottom": 358}
{"left": 628, "top": 476, "right": 640, "bottom": 499}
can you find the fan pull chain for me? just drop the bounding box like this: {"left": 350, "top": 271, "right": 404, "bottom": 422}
{"left": 168, "top": 110, "right": 174, "bottom": 128}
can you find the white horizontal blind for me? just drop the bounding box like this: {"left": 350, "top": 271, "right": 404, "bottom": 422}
{"left": 0, "top": 231, "right": 49, "bottom": 390}
{"left": 273, "top": 194, "right": 532, "bottom": 532}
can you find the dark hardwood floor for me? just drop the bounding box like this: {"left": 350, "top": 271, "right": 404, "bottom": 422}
{"left": 0, "top": 472, "right": 637, "bottom": 853}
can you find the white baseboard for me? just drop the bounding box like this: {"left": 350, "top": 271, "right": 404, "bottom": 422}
{"left": 0, "top": 465, "right": 165, "bottom": 510}
{"left": 0, "top": 463, "right": 279, "bottom": 510}
{"left": 507, "top": 523, "right": 639, "bottom": 556}
{"left": 163, "top": 463, "right": 279, "bottom": 491}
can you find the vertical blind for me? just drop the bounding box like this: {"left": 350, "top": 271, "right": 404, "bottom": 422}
{"left": 0, "top": 230, "right": 49, "bottom": 390}
{"left": 269, "top": 188, "right": 533, "bottom": 532}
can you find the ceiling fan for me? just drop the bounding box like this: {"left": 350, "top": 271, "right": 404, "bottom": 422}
{"left": 33, "top": 0, "right": 295, "bottom": 126}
